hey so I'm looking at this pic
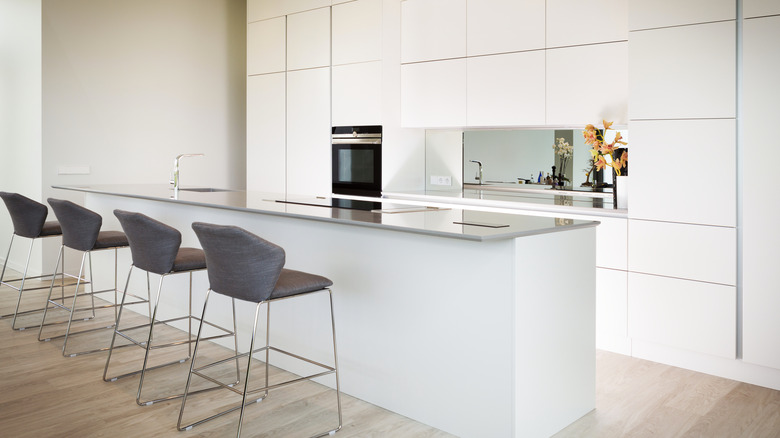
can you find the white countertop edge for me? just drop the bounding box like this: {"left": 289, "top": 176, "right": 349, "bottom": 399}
{"left": 383, "top": 191, "right": 628, "bottom": 219}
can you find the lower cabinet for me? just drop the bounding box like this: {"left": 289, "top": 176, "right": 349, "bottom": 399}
{"left": 247, "top": 73, "right": 286, "bottom": 193}
{"left": 628, "top": 272, "right": 736, "bottom": 359}
{"left": 287, "top": 67, "right": 331, "bottom": 197}
{"left": 596, "top": 268, "right": 629, "bottom": 354}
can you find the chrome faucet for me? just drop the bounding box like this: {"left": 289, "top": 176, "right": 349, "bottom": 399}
{"left": 170, "top": 153, "right": 205, "bottom": 190}
{"left": 470, "top": 160, "right": 483, "bottom": 185}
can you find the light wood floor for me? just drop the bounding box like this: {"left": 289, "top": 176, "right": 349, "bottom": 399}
{"left": 2, "top": 272, "right": 780, "bottom": 437}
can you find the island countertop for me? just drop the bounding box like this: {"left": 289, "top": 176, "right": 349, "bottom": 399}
{"left": 53, "top": 184, "right": 598, "bottom": 242}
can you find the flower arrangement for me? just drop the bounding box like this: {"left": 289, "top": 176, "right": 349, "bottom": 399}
{"left": 583, "top": 120, "right": 628, "bottom": 177}
{"left": 552, "top": 137, "right": 573, "bottom": 183}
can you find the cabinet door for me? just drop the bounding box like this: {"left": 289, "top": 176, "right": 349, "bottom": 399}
{"left": 629, "top": 119, "right": 736, "bottom": 227}
{"left": 247, "top": 73, "right": 286, "bottom": 193}
{"left": 597, "top": 268, "right": 629, "bottom": 355}
{"left": 744, "top": 0, "right": 780, "bottom": 18}
{"left": 546, "top": 42, "right": 628, "bottom": 126}
{"left": 629, "top": 0, "right": 735, "bottom": 31}
{"left": 287, "top": 7, "right": 331, "bottom": 71}
{"left": 466, "top": 0, "right": 545, "bottom": 56}
{"left": 287, "top": 68, "right": 331, "bottom": 197}
{"left": 595, "top": 217, "right": 627, "bottom": 271}
{"left": 629, "top": 21, "right": 736, "bottom": 120}
{"left": 248, "top": 0, "right": 330, "bottom": 22}
{"left": 628, "top": 272, "right": 736, "bottom": 359}
{"left": 466, "top": 51, "right": 545, "bottom": 126}
{"left": 332, "top": 0, "right": 382, "bottom": 65}
{"left": 401, "top": 59, "right": 467, "bottom": 128}
{"left": 628, "top": 220, "right": 736, "bottom": 286}
{"left": 742, "top": 15, "right": 780, "bottom": 370}
{"left": 546, "top": 0, "right": 628, "bottom": 48}
{"left": 247, "top": 17, "right": 286, "bottom": 75}
{"left": 332, "top": 62, "right": 382, "bottom": 126}
{"left": 401, "top": 0, "right": 466, "bottom": 63}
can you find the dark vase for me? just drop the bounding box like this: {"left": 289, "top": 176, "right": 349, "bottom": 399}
{"left": 612, "top": 148, "right": 628, "bottom": 208}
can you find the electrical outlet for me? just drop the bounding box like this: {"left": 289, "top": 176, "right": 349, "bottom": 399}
{"left": 430, "top": 176, "right": 451, "bottom": 186}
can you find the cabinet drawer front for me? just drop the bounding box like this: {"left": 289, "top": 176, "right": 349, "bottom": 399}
{"left": 628, "top": 272, "right": 736, "bottom": 359}
{"left": 628, "top": 220, "right": 736, "bottom": 286}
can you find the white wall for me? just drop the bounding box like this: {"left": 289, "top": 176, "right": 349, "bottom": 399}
{"left": 41, "top": 0, "right": 247, "bottom": 203}
{"left": 0, "top": 0, "right": 45, "bottom": 275}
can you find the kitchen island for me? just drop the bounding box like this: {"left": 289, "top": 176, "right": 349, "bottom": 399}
{"left": 54, "top": 184, "right": 598, "bottom": 438}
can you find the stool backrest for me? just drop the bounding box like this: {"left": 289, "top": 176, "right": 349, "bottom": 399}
{"left": 192, "top": 222, "right": 285, "bottom": 303}
{"left": 114, "top": 210, "right": 182, "bottom": 275}
{"left": 48, "top": 198, "right": 102, "bottom": 251}
{"left": 0, "top": 192, "right": 49, "bottom": 238}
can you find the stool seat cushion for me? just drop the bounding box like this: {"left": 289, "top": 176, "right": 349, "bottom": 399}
{"left": 271, "top": 269, "right": 334, "bottom": 300}
{"left": 172, "top": 247, "right": 207, "bottom": 272}
{"left": 93, "top": 231, "right": 130, "bottom": 249}
{"left": 40, "top": 221, "right": 63, "bottom": 237}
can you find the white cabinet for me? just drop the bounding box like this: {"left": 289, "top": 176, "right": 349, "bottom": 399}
{"left": 466, "top": 0, "right": 545, "bottom": 56}
{"left": 332, "top": 0, "right": 382, "bottom": 65}
{"left": 466, "top": 51, "right": 545, "bottom": 127}
{"left": 287, "top": 7, "right": 331, "bottom": 71}
{"left": 401, "top": 0, "right": 466, "bottom": 63}
{"left": 546, "top": 0, "right": 628, "bottom": 48}
{"left": 628, "top": 272, "right": 736, "bottom": 359}
{"left": 597, "top": 268, "right": 629, "bottom": 355}
{"left": 546, "top": 42, "right": 628, "bottom": 126}
{"left": 742, "top": 15, "right": 780, "bottom": 370}
{"left": 629, "top": 21, "right": 736, "bottom": 120}
{"left": 628, "top": 0, "right": 735, "bottom": 31}
{"left": 744, "top": 0, "right": 780, "bottom": 18}
{"left": 248, "top": 0, "right": 330, "bottom": 22}
{"left": 247, "top": 73, "right": 286, "bottom": 193}
{"left": 628, "top": 220, "right": 736, "bottom": 286}
{"left": 332, "top": 62, "right": 382, "bottom": 126}
{"left": 629, "top": 119, "right": 736, "bottom": 227}
{"left": 595, "top": 217, "right": 627, "bottom": 271}
{"left": 401, "top": 58, "right": 466, "bottom": 127}
{"left": 247, "top": 17, "right": 286, "bottom": 75}
{"left": 286, "top": 68, "right": 331, "bottom": 197}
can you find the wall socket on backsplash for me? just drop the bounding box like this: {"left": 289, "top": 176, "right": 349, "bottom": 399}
{"left": 430, "top": 176, "right": 451, "bottom": 186}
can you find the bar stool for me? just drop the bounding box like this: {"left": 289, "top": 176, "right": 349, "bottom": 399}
{"left": 104, "top": 210, "right": 238, "bottom": 406}
{"left": 38, "top": 198, "right": 141, "bottom": 357}
{"left": 0, "top": 192, "right": 65, "bottom": 330}
{"left": 178, "top": 222, "right": 342, "bottom": 437}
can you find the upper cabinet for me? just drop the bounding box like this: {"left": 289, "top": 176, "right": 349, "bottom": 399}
{"left": 467, "top": 51, "right": 545, "bottom": 126}
{"left": 629, "top": 21, "right": 736, "bottom": 120}
{"left": 248, "top": 0, "right": 330, "bottom": 22}
{"left": 546, "top": 42, "right": 628, "bottom": 126}
{"left": 247, "top": 17, "right": 286, "bottom": 75}
{"left": 332, "top": 0, "right": 383, "bottom": 65}
{"left": 287, "top": 7, "right": 331, "bottom": 71}
{"left": 401, "top": 59, "right": 467, "bottom": 127}
{"left": 401, "top": 0, "right": 466, "bottom": 63}
{"left": 546, "top": 0, "right": 628, "bottom": 48}
{"left": 744, "top": 0, "right": 780, "bottom": 19}
{"left": 628, "top": 0, "right": 735, "bottom": 31}
{"left": 466, "top": 0, "right": 545, "bottom": 56}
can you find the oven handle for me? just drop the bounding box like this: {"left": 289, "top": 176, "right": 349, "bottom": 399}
{"left": 332, "top": 138, "right": 382, "bottom": 144}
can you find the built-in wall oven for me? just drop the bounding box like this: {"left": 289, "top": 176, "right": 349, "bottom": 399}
{"left": 331, "top": 125, "right": 382, "bottom": 198}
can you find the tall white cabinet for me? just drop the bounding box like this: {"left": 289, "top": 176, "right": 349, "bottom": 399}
{"left": 627, "top": 1, "right": 738, "bottom": 360}
{"left": 742, "top": 11, "right": 780, "bottom": 370}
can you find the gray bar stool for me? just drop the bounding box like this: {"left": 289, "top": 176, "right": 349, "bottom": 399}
{"left": 0, "top": 192, "right": 66, "bottom": 330}
{"left": 178, "top": 222, "right": 342, "bottom": 438}
{"left": 104, "top": 210, "right": 238, "bottom": 406}
{"left": 38, "top": 198, "right": 141, "bottom": 357}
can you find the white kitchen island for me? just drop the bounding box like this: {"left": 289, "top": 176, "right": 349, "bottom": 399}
{"left": 54, "top": 184, "right": 598, "bottom": 438}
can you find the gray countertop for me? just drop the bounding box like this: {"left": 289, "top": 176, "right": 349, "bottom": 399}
{"left": 53, "top": 184, "right": 599, "bottom": 242}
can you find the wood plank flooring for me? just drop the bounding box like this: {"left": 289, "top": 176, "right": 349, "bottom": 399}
{"left": 2, "top": 271, "right": 780, "bottom": 437}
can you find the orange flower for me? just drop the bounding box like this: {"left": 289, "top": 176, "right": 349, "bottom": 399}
{"left": 602, "top": 120, "right": 613, "bottom": 130}
{"left": 594, "top": 155, "right": 608, "bottom": 171}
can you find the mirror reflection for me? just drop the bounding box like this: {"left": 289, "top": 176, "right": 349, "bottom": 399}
{"left": 462, "top": 128, "right": 627, "bottom": 192}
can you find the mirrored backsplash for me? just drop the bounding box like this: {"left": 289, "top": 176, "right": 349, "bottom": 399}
{"left": 425, "top": 127, "right": 628, "bottom": 195}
